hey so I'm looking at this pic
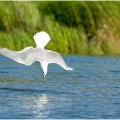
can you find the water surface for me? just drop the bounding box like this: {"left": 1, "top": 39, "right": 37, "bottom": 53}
{"left": 0, "top": 55, "right": 120, "bottom": 119}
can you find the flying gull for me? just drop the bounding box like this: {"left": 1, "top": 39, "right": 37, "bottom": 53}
{"left": 0, "top": 31, "right": 73, "bottom": 79}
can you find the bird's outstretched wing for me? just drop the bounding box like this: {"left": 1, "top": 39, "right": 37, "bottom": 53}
{"left": 33, "top": 31, "right": 51, "bottom": 48}
{"left": 0, "top": 47, "right": 37, "bottom": 66}
{"left": 46, "top": 50, "right": 73, "bottom": 70}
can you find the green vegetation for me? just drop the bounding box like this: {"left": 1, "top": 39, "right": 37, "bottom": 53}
{"left": 0, "top": 1, "right": 120, "bottom": 55}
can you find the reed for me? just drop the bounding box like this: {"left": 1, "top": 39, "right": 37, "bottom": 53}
{"left": 0, "top": 1, "right": 120, "bottom": 55}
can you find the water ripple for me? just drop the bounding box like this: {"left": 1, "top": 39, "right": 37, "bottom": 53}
{"left": 0, "top": 55, "right": 120, "bottom": 119}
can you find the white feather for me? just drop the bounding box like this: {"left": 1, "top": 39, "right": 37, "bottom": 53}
{"left": 0, "top": 31, "right": 73, "bottom": 78}
{"left": 33, "top": 31, "right": 51, "bottom": 48}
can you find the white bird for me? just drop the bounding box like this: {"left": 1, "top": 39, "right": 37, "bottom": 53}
{"left": 0, "top": 31, "right": 73, "bottom": 79}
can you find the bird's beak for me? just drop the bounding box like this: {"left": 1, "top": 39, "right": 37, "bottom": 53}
{"left": 44, "top": 75, "right": 46, "bottom": 80}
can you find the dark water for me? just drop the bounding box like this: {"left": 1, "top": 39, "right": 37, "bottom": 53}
{"left": 0, "top": 55, "right": 120, "bottom": 119}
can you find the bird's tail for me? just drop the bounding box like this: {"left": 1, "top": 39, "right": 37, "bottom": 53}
{"left": 33, "top": 31, "right": 51, "bottom": 48}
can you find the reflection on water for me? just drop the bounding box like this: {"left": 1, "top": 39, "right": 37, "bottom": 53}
{"left": 0, "top": 55, "right": 120, "bottom": 118}
{"left": 32, "top": 94, "right": 49, "bottom": 118}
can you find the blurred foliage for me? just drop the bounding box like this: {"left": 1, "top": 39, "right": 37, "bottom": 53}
{"left": 0, "top": 1, "right": 120, "bottom": 55}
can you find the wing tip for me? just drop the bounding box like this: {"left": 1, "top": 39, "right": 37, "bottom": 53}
{"left": 68, "top": 67, "right": 74, "bottom": 70}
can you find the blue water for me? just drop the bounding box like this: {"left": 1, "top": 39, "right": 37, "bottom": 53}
{"left": 0, "top": 55, "right": 120, "bottom": 119}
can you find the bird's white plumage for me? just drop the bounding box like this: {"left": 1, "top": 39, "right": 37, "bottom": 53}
{"left": 40, "top": 61, "right": 48, "bottom": 78}
{"left": 0, "top": 31, "right": 73, "bottom": 78}
{"left": 33, "top": 31, "right": 51, "bottom": 48}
